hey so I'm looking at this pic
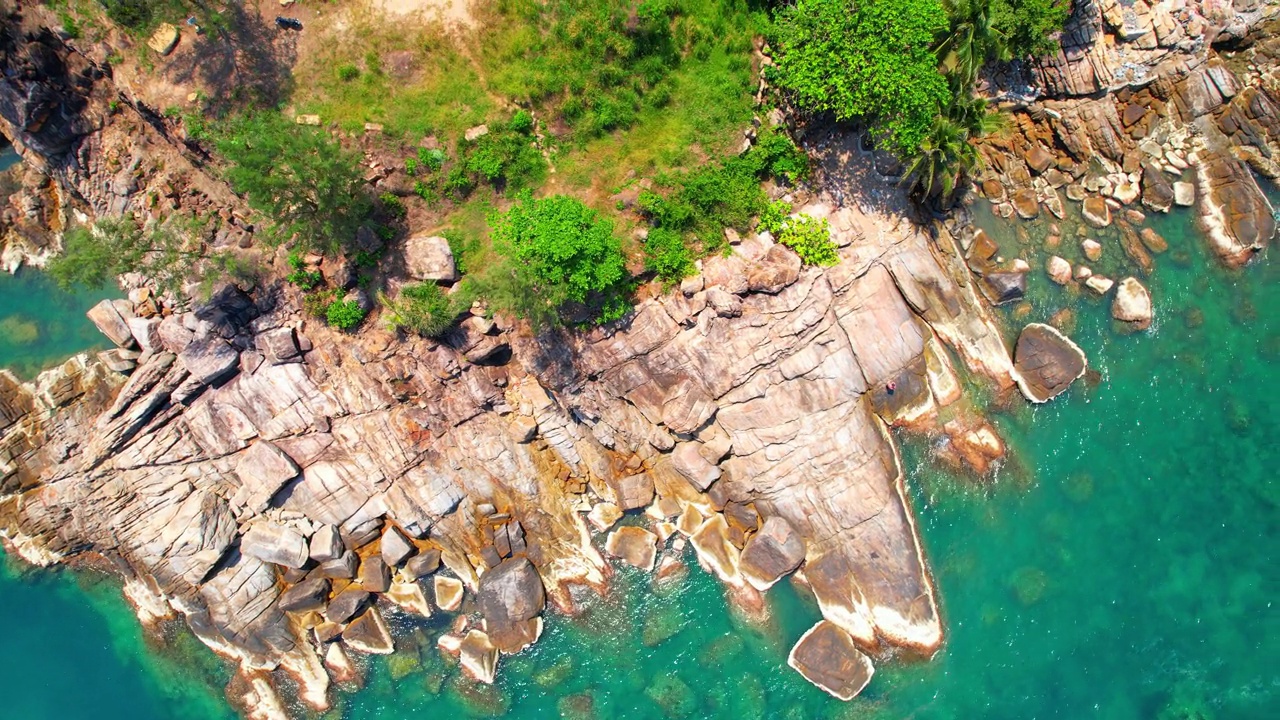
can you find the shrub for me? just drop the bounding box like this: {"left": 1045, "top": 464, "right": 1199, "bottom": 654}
{"left": 459, "top": 118, "right": 546, "bottom": 191}
{"left": 380, "top": 192, "right": 406, "bottom": 219}
{"left": 643, "top": 228, "right": 695, "bottom": 284}
{"left": 99, "top": 0, "right": 154, "bottom": 30}
{"left": 758, "top": 200, "right": 792, "bottom": 235}
{"left": 419, "top": 147, "right": 446, "bottom": 170}
{"left": 303, "top": 288, "right": 338, "bottom": 318}
{"left": 776, "top": 215, "right": 838, "bottom": 266}
{"left": 509, "top": 109, "right": 535, "bottom": 135}
{"left": 772, "top": 0, "right": 951, "bottom": 157}
{"left": 325, "top": 298, "right": 366, "bottom": 330}
{"left": 753, "top": 130, "right": 810, "bottom": 184}
{"left": 443, "top": 230, "right": 479, "bottom": 276}
{"left": 336, "top": 63, "right": 360, "bottom": 82}
{"left": 488, "top": 193, "right": 630, "bottom": 325}
{"left": 381, "top": 282, "right": 457, "bottom": 337}
{"left": 285, "top": 252, "right": 323, "bottom": 289}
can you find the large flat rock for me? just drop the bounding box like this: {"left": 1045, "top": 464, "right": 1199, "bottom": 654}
{"left": 788, "top": 621, "right": 875, "bottom": 701}
{"left": 1013, "top": 324, "right": 1088, "bottom": 403}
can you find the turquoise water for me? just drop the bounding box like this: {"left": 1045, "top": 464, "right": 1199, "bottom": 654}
{"left": 0, "top": 269, "right": 116, "bottom": 379}
{"left": 0, "top": 197, "right": 1276, "bottom": 718}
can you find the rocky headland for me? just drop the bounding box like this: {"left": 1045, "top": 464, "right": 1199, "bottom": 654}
{"left": 1, "top": 2, "right": 1277, "bottom": 716}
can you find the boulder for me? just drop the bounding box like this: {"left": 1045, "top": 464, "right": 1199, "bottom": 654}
{"left": 343, "top": 607, "right": 394, "bottom": 655}
{"left": 1011, "top": 188, "right": 1040, "bottom": 219}
{"left": 478, "top": 557, "right": 546, "bottom": 653}
{"left": 359, "top": 556, "right": 392, "bottom": 592}
{"left": 1046, "top": 256, "right": 1072, "bottom": 285}
{"left": 278, "top": 578, "right": 330, "bottom": 613}
{"left": 1173, "top": 181, "right": 1195, "bottom": 206}
{"left": 156, "top": 315, "right": 194, "bottom": 353}
{"left": 308, "top": 525, "right": 344, "bottom": 563}
{"left": 1195, "top": 150, "right": 1275, "bottom": 267}
{"left": 605, "top": 526, "right": 659, "bottom": 571}
{"left": 788, "top": 621, "right": 875, "bottom": 701}
{"left": 259, "top": 327, "right": 301, "bottom": 364}
{"left": 747, "top": 244, "right": 802, "bottom": 293}
{"left": 381, "top": 526, "right": 416, "bottom": 567}
{"left": 97, "top": 348, "right": 139, "bottom": 374}
{"left": 146, "top": 23, "right": 179, "bottom": 55}
{"left": 980, "top": 272, "right": 1027, "bottom": 305}
{"left": 670, "top": 442, "right": 720, "bottom": 491}
{"left": 1081, "top": 239, "right": 1103, "bottom": 261}
{"left": 1141, "top": 162, "right": 1175, "bottom": 212}
{"left": 1025, "top": 145, "right": 1056, "bottom": 174}
{"left": 178, "top": 338, "right": 240, "bottom": 386}
{"left": 87, "top": 299, "right": 136, "bottom": 348}
{"left": 403, "top": 235, "right": 458, "bottom": 282}
{"left": 739, "top": 516, "right": 806, "bottom": 590}
{"left": 316, "top": 550, "right": 359, "bottom": 579}
{"left": 459, "top": 630, "right": 499, "bottom": 684}
{"left": 609, "top": 473, "right": 655, "bottom": 511}
{"left": 127, "top": 317, "right": 162, "bottom": 353}
{"left": 587, "top": 502, "right": 623, "bottom": 532}
{"left": 404, "top": 548, "right": 441, "bottom": 579}
{"left": 1081, "top": 196, "right": 1112, "bottom": 228}
{"left": 1085, "top": 275, "right": 1115, "bottom": 294}
{"left": 661, "top": 378, "right": 717, "bottom": 434}
{"left": 240, "top": 523, "right": 309, "bottom": 569}
{"left": 1139, "top": 228, "right": 1168, "bottom": 253}
{"left": 1013, "top": 323, "right": 1088, "bottom": 403}
{"left": 325, "top": 586, "right": 371, "bottom": 625}
{"left": 434, "top": 575, "right": 465, "bottom": 611}
{"left": 1112, "top": 277, "right": 1153, "bottom": 330}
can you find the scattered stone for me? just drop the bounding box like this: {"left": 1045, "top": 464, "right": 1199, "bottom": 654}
{"left": 788, "top": 621, "right": 875, "bottom": 701}
{"left": 1075, "top": 265, "right": 1093, "bottom": 280}
{"left": 344, "top": 607, "right": 394, "bottom": 655}
{"left": 87, "top": 300, "right": 136, "bottom": 348}
{"left": 605, "top": 526, "right": 659, "bottom": 571}
{"left": 459, "top": 630, "right": 499, "bottom": 684}
{"left": 1025, "top": 145, "right": 1055, "bottom": 174}
{"left": 309, "top": 525, "right": 343, "bottom": 563}
{"left": 381, "top": 526, "right": 416, "bottom": 567}
{"left": 404, "top": 548, "right": 441, "bottom": 579}
{"left": 980, "top": 272, "right": 1027, "bottom": 305}
{"left": 587, "top": 502, "right": 623, "bottom": 533}
{"left": 464, "top": 125, "right": 490, "bottom": 142}
{"left": 295, "top": 114, "right": 321, "bottom": 126}
{"left": 739, "top": 516, "right": 806, "bottom": 591}
{"left": 359, "top": 556, "right": 392, "bottom": 593}
{"left": 1082, "top": 239, "right": 1103, "bottom": 261}
{"left": 1082, "top": 196, "right": 1112, "bottom": 228}
{"left": 1085, "top": 275, "right": 1115, "bottom": 295}
{"left": 1139, "top": 228, "right": 1169, "bottom": 253}
{"left": 316, "top": 551, "right": 359, "bottom": 579}
{"left": 97, "top": 348, "right": 138, "bottom": 374}
{"left": 1013, "top": 324, "right": 1088, "bottom": 403}
{"left": 434, "top": 576, "right": 465, "bottom": 612}
{"left": 1112, "top": 277, "right": 1153, "bottom": 330}
{"left": 1173, "top": 181, "right": 1195, "bottom": 206}
{"left": 325, "top": 586, "right": 370, "bottom": 625}
{"left": 1011, "top": 188, "right": 1040, "bottom": 219}
{"left": 278, "top": 578, "right": 330, "bottom": 613}
{"left": 1046, "top": 256, "right": 1072, "bottom": 285}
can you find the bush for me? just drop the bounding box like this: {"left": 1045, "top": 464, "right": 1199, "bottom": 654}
{"left": 303, "top": 288, "right": 338, "bottom": 318}
{"left": 758, "top": 199, "right": 792, "bottom": 235}
{"left": 381, "top": 282, "right": 457, "bottom": 337}
{"left": 325, "top": 298, "right": 366, "bottom": 330}
{"left": 336, "top": 64, "right": 360, "bottom": 82}
{"left": 776, "top": 215, "right": 838, "bottom": 266}
{"left": 488, "top": 193, "right": 630, "bottom": 325}
{"left": 285, "top": 252, "right": 323, "bottom": 289}
{"left": 380, "top": 192, "right": 406, "bottom": 219}
{"left": 772, "top": 0, "right": 950, "bottom": 157}
{"left": 991, "top": 0, "right": 1071, "bottom": 58}
{"left": 444, "top": 230, "right": 479, "bottom": 276}
{"left": 459, "top": 117, "right": 546, "bottom": 192}
{"left": 99, "top": 0, "right": 154, "bottom": 30}
{"left": 643, "top": 228, "right": 695, "bottom": 285}
{"left": 509, "top": 109, "right": 535, "bottom": 135}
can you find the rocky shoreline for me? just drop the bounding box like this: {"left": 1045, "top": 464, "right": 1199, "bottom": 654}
{"left": 1, "top": 2, "right": 1277, "bottom": 716}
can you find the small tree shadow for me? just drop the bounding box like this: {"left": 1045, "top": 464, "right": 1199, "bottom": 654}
{"left": 162, "top": 4, "right": 297, "bottom": 115}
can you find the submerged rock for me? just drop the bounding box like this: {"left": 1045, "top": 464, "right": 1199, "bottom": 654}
{"left": 1013, "top": 324, "right": 1088, "bottom": 403}
{"left": 788, "top": 621, "right": 875, "bottom": 701}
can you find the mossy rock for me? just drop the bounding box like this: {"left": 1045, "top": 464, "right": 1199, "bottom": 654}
{"left": 0, "top": 315, "right": 40, "bottom": 345}
{"left": 642, "top": 603, "right": 685, "bottom": 647}
{"left": 697, "top": 633, "right": 745, "bottom": 666}
{"left": 557, "top": 691, "right": 597, "bottom": 720}
{"left": 448, "top": 675, "right": 510, "bottom": 717}
{"left": 645, "top": 675, "right": 698, "bottom": 718}
{"left": 533, "top": 654, "right": 575, "bottom": 688}
{"left": 387, "top": 651, "right": 421, "bottom": 680}
{"left": 1064, "top": 473, "right": 1094, "bottom": 503}
{"left": 1009, "top": 566, "right": 1049, "bottom": 606}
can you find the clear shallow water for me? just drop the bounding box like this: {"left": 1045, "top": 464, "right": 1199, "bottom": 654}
{"left": 0, "top": 200, "right": 1275, "bottom": 719}
{"left": 0, "top": 269, "right": 115, "bottom": 379}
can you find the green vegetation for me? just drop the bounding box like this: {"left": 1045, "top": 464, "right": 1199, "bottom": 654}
{"left": 214, "top": 112, "right": 371, "bottom": 255}
{"left": 458, "top": 117, "right": 546, "bottom": 192}
{"left": 758, "top": 200, "right": 838, "bottom": 266}
{"left": 48, "top": 216, "right": 202, "bottom": 297}
{"left": 990, "top": 0, "right": 1071, "bottom": 59}
{"left": 325, "top": 298, "right": 366, "bottom": 330}
{"left": 285, "top": 252, "right": 323, "bottom": 289}
{"left": 485, "top": 193, "right": 629, "bottom": 326}
{"left": 380, "top": 282, "right": 458, "bottom": 337}
{"left": 772, "top": 0, "right": 951, "bottom": 156}
{"left": 643, "top": 228, "right": 695, "bottom": 285}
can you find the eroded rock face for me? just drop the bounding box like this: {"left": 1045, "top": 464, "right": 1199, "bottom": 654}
{"left": 1196, "top": 150, "right": 1275, "bottom": 267}
{"left": 1013, "top": 324, "right": 1088, "bottom": 403}
{"left": 740, "top": 515, "right": 806, "bottom": 590}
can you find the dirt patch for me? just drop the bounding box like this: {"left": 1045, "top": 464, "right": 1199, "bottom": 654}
{"left": 374, "top": 0, "right": 475, "bottom": 27}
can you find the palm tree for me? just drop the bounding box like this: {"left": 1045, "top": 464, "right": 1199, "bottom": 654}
{"left": 903, "top": 95, "right": 1005, "bottom": 208}
{"left": 937, "top": 0, "right": 1011, "bottom": 90}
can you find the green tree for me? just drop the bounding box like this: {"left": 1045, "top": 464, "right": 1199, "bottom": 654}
{"left": 772, "top": 0, "right": 951, "bottom": 156}
{"left": 643, "top": 228, "right": 695, "bottom": 284}
{"left": 48, "top": 216, "right": 203, "bottom": 297}
{"left": 487, "top": 193, "right": 630, "bottom": 326}
{"left": 990, "top": 0, "right": 1070, "bottom": 58}
{"left": 215, "top": 112, "right": 371, "bottom": 255}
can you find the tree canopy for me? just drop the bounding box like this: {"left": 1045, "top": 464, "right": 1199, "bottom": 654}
{"left": 991, "top": 0, "right": 1071, "bottom": 59}
{"left": 214, "top": 112, "right": 371, "bottom": 255}
{"left": 48, "top": 216, "right": 203, "bottom": 297}
{"left": 487, "top": 193, "right": 630, "bottom": 325}
{"left": 772, "top": 0, "right": 951, "bottom": 156}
